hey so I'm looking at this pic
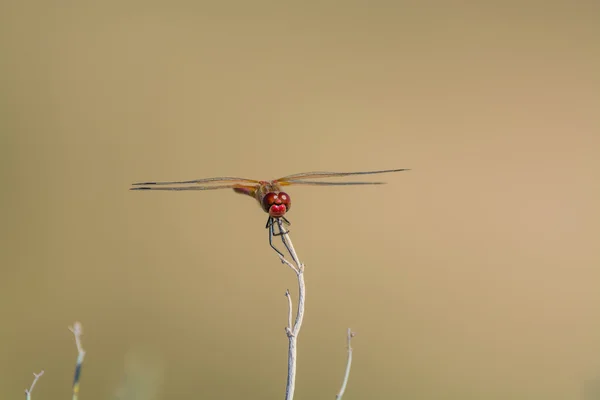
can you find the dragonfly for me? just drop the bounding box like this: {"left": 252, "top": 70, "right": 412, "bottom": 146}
{"left": 131, "top": 168, "right": 409, "bottom": 257}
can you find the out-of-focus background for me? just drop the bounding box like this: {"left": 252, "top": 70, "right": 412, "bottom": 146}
{"left": 1, "top": 2, "right": 599, "bottom": 399}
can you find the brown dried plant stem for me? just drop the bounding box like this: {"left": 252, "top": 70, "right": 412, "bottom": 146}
{"left": 276, "top": 219, "right": 305, "bottom": 400}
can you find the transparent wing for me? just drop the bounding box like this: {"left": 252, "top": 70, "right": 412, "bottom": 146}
{"left": 130, "top": 183, "right": 258, "bottom": 191}
{"left": 131, "top": 177, "right": 260, "bottom": 186}
{"left": 277, "top": 168, "right": 410, "bottom": 182}
{"left": 279, "top": 180, "right": 386, "bottom": 186}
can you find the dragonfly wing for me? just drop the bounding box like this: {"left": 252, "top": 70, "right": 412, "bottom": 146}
{"left": 277, "top": 168, "right": 410, "bottom": 182}
{"left": 131, "top": 177, "right": 260, "bottom": 186}
{"left": 279, "top": 180, "right": 386, "bottom": 186}
{"left": 130, "top": 183, "right": 257, "bottom": 191}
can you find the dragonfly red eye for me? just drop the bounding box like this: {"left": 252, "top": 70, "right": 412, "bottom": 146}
{"left": 279, "top": 192, "right": 291, "bottom": 211}
{"left": 262, "top": 192, "right": 291, "bottom": 217}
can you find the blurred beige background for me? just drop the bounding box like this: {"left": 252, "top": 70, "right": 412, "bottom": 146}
{"left": 1, "top": 1, "right": 599, "bottom": 399}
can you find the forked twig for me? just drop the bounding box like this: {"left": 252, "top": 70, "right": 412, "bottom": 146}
{"left": 69, "top": 321, "right": 86, "bottom": 400}
{"left": 335, "top": 329, "right": 356, "bottom": 399}
{"left": 275, "top": 219, "right": 356, "bottom": 400}
{"left": 275, "top": 219, "right": 305, "bottom": 400}
{"left": 24, "top": 370, "right": 44, "bottom": 400}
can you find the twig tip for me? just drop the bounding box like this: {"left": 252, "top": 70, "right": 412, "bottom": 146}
{"left": 24, "top": 369, "right": 45, "bottom": 396}
{"left": 69, "top": 321, "right": 83, "bottom": 335}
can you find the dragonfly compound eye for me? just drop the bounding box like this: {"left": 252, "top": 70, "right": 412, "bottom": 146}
{"left": 263, "top": 192, "right": 291, "bottom": 217}
{"left": 278, "top": 192, "right": 291, "bottom": 211}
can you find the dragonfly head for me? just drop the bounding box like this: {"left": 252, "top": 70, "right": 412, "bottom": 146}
{"left": 262, "top": 192, "right": 291, "bottom": 217}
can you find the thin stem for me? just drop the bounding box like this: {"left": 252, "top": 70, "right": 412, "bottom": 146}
{"left": 278, "top": 220, "right": 301, "bottom": 268}
{"left": 69, "top": 321, "right": 86, "bottom": 400}
{"left": 285, "top": 289, "right": 293, "bottom": 332}
{"left": 24, "top": 370, "right": 44, "bottom": 400}
{"left": 276, "top": 219, "right": 305, "bottom": 400}
{"left": 280, "top": 256, "right": 299, "bottom": 274}
{"left": 335, "top": 329, "right": 356, "bottom": 400}
{"left": 292, "top": 268, "right": 305, "bottom": 337}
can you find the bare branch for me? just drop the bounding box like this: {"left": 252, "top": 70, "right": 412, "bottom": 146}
{"left": 291, "top": 269, "right": 305, "bottom": 337}
{"left": 24, "top": 370, "right": 44, "bottom": 400}
{"left": 285, "top": 289, "right": 293, "bottom": 331}
{"left": 69, "top": 321, "right": 86, "bottom": 400}
{"left": 279, "top": 255, "right": 299, "bottom": 274}
{"left": 276, "top": 220, "right": 355, "bottom": 400}
{"left": 335, "top": 329, "right": 356, "bottom": 400}
{"left": 278, "top": 222, "right": 302, "bottom": 270}
{"left": 276, "top": 219, "right": 306, "bottom": 400}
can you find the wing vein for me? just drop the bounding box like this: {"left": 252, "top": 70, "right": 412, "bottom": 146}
{"left": 278, "top": 168, "right": 410, "bottom": 181}
{"left": 131, "top": 177, "right": 259, "bottom": 186}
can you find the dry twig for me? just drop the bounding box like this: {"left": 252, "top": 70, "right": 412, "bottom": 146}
{"left": 335, "top": 329, "right": 356, "bottom": 399}
{"left": 69, "top": 321, "right": 86, "bottom": 400}
{"left": 274, "top": 220, "right": 357, "bottom": 400}
{"left": 24, "top": 370, "right": 44, "bottom": 400}
{"left": 275, "top": 219, "right": 305, "bottom": 400}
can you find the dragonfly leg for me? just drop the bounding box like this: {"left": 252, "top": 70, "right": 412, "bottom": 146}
{"left": 276, "top": 218, "right": 298, "bottom": 263}
{"left": 267, "top": 217, "right": 286, "bottom": 258}
{"left": 273, "top": 217, "right": 290, "bottom": 236}
{"left": 265, "top": 217, "right": 272, "bottom": 230}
